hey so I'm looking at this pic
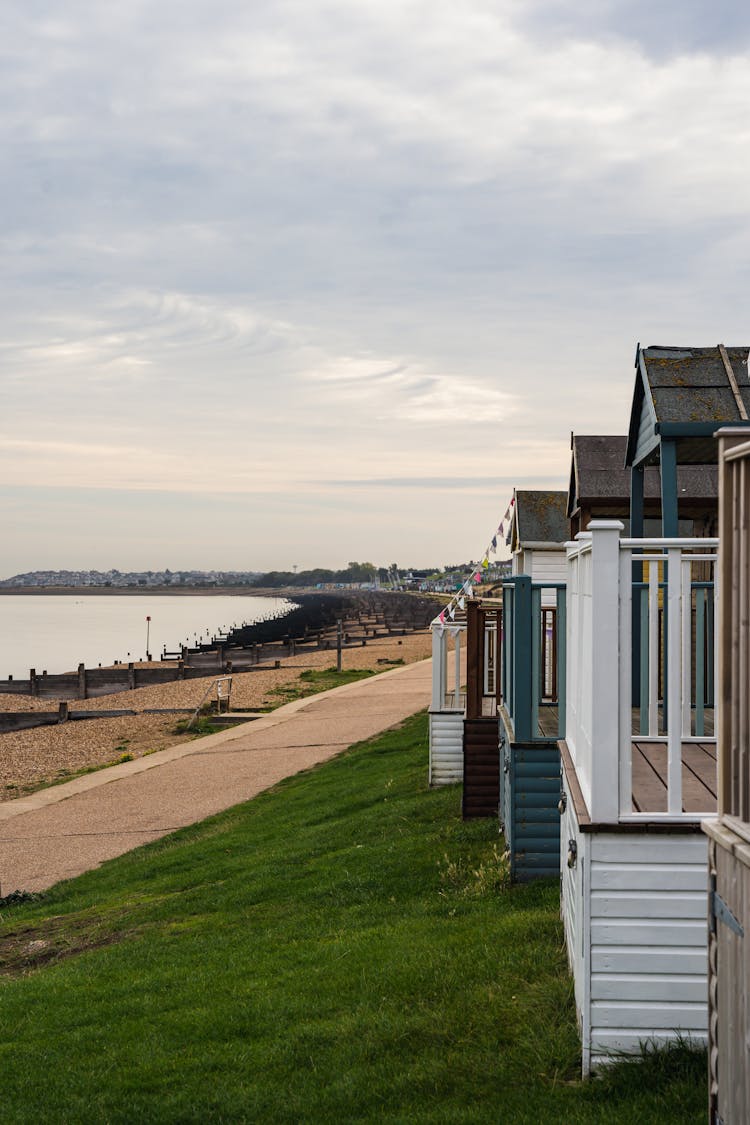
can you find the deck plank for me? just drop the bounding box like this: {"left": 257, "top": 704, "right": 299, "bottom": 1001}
{"left": 631, "top": 740, "right": 717, "bottom": 814}
{"left": 537, "top": 706, "right": 559, "bottom": 738}
{"left": 631, "top": 742, "right": 668, "bottom": 813}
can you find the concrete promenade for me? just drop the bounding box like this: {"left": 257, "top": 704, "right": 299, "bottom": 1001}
{"left": 0, "top": 659, "right": 433, "bottom": 895}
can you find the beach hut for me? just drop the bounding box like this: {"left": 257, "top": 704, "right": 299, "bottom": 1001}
{"left": 497, "top": 491, "right": 568, "bottom": 878}
{"left": 509, "top": 489, "right": 569, "bottom": 591}
{"left": 428, "top": 491, "right": 568, "bottom": 833}
{"left": 568, "top": 433, "right": 716, "bottom": 539}
{"left": 429, "top": 609, "right": 467, "bottom": 788}
{"left": 556, "top": 348, "right": 750, "bottom": 1072}
{"left": 625, "top": 344, "right": 750, "bottom": 537}
{"left": 704, "top": 428, "right": 750, "bottom": 1123}
{"left": 560, "top": 519, "right": 718, "bottom": 1073}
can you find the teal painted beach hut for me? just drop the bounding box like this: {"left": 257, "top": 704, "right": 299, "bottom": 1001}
{"left": 568, "top": 433, "right": 713, "bottom": 539}
{"left": 625, "top": 344, "right": 750, "bottom": 537}
{"left": 500, "top": 490, "right": 568, "bottom": 882}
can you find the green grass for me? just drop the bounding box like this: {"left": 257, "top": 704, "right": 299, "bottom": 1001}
{"left": 0, "top": 713, "right": 705, "bottom": 1123}
{"left": 268, "top": 664, "right": 375, "bottom": 704}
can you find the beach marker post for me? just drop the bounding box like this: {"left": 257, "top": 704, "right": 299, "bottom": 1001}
{"left": 145, "top": 615, "right": 151, "bottom": 662}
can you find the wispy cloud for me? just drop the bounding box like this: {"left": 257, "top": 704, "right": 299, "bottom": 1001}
{"left": 1, "top": 2, "right": 748, "bottom": 570}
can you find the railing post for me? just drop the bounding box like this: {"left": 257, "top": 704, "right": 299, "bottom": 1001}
{"left": 556, "top": 587, "right": 566, "bottom": 738}
{"left": 466, "top": 600, "right": 482, "bottom": 719}
{"left": 589, "top": 521, "right": 624, "bottom": 822}
{"left": 454, "top": 627, "right": 462, "bottom": 708}
{"left": 511, "top": 576, "right": 532, "bottom": 741}
{"left": 666, "top": 547, "right": 684, "bottom": 814}
{"left": 531, "top": 585, "right": 541, "bottom": 737}
{"left": 430, "top": 626, "right": 445, "bottom": 710}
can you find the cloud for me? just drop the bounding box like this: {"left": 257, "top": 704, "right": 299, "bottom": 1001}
{"left": 1, "top": 2, "right": 749, "bottom": 570}
{"left": 305, "top": 355, "right": 517, "bottom": 424}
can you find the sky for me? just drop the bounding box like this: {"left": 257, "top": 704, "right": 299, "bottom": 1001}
{"left": 2, "top": 1, "right": 750, "bottom": 575}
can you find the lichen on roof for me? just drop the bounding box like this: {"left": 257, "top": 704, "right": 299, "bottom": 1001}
{"left": 642, "top": 345, "right": 750, "bottom": 423}
{"left": 514, "top": 490, "right": 568, "bottom": 545}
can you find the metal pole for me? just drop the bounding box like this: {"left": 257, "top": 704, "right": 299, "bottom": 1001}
{"left": 336, "top": 619, "right": 343, "bottom": 672}
{"left": 146, "top": 615, "right": 151, "bottom": 662}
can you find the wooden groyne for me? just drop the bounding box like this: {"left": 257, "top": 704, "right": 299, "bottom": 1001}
{"left": 0, "top": 591, "right": 440, "bottom": 706}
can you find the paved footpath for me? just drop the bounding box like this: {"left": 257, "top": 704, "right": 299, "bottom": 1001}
{"left": 0, "top": 659, "right": 433, "bottom": 895}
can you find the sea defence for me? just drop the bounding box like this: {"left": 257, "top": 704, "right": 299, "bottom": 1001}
{"left": 0, "top": 591, "right": 440, "bottom": 705}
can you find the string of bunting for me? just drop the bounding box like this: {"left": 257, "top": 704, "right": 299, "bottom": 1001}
{"left": 433, "top": 494, "right": 515, "bottom": 629}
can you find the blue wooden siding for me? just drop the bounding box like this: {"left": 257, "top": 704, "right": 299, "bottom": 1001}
{"left": 501, "top": 737, "right": 561, "bottom": 883}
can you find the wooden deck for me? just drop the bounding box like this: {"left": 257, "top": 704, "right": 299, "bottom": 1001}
{"left": 631, "top": 740, "right": 716, "bottom": 813}
{"left": 549, "top": 707, "right": 717, "bottom": 815}
{"left": 536, "top": 706, "right": 715, "bottom": 740}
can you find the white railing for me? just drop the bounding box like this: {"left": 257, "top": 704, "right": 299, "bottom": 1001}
{"left": 565, "top": 521, "right": 718, "bottom": 823}
{"left": 431, "top": 622, "right": 465, "bottom": 712}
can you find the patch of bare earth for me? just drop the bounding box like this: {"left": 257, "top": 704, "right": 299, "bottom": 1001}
{"left": 0, "top": 632, "right": 433, "bottom": 799}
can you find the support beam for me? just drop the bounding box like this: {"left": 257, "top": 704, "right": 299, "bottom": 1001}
{"left": 660, "top": 439, "right": 679, "bottom": 537}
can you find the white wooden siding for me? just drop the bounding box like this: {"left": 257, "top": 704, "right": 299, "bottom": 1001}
{"left": 529, "top": 549, "right": 567, "bottom": 607}
{"left": 560, "top": 777, "right": 709, "bottom": 1073}
{"left": 588, "top": 832, "right": 708, "bottom": 1068}
{"left": 528, "top": 549, "right": 567, "bottom": 585}
{"left": 560, "top": 772, "right": 587, "bottom": 1033}
{"left": 428, "top": 712, "right": 464, "bottom": 785}
{"left": 633, "top": 385, "right": 659, "bottom": 466}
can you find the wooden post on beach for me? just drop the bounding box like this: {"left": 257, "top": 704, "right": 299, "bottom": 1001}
{"left": 77, "top": 663, "right": 87, "bottom": 700}
{"left": 336, "top": 620, "right": 343, "bottom": 672}
{"left": 30, "top": 669, "right": 38, "bottom": 698}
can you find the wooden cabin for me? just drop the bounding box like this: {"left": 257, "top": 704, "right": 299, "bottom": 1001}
{"left": 704, "top": 428, "right": 750, "bottom": 1123}
{"left": 428, "top": 492, "right": 568, "bottom": 830}
{"left": 492, "top": 491, "right": 569, "bottom": 878}
{"left": 558, "top": 348, "right": 750, "bottom": 1073}
{"left": 429, "top": 613, "right": 467, "bottom": 789}
{"left": 428, "top": 601, "right": 501, "bottom": 801}
{"left": 568, "top": 433, "right": 716, "bottom": 539}
{"left": 560, "top": 520, "right": 718, "bottom": 1073}
{"left": 625, "top": 344, "right": 750, "bottom": 537}
{"left": 509, "top": 489, "right": 568, "bottom": 591}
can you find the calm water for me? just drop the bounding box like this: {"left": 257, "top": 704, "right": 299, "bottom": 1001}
{"left": 0, "top": 595, "right": 293, "bottom": 680}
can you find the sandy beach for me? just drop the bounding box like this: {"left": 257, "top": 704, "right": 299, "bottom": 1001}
{"left": 0, "top": 630, "right": 433, "bottom": 799}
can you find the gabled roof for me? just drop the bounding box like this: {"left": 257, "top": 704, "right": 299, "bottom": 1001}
{"left": 626, "top": 344, "right": 750, "bottom": 467}
{"left": 568, "top": 434, "right": 717, "bottom": 517}
{"left": 511, "top": 490, "right": 568, "bottom": 550}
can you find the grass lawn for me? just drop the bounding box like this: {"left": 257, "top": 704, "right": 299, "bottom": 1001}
{"left": 267, "top": 665, "right": 377, "bottom": 705}
{"left": 0, "top": 712, "right": 705, "bottom": 1123}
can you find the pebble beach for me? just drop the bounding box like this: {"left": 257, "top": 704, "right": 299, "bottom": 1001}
{"left": 0, "top": 630, "right": 434, "bottom": 799}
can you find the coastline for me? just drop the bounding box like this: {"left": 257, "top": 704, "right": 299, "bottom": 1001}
{"left": 0, "top": 585, "right": 292, "bottom": 597}
{"left": 0, "top": 629, "right": 435, "bottom": 800}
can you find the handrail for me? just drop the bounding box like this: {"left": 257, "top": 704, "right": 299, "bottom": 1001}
{"left": 565, "top": 521, "right": 718, "bottom": 822}
{"left": 501, "top": 576, "right": 566, "bottom": 742}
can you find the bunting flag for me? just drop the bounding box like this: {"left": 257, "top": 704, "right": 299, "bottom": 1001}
{"left": 431, "top": 491, "right": 514, "bottom": 627}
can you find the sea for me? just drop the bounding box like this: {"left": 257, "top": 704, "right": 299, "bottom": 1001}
{"left": 0, "top": 594, "right": 294, "bottom": 681}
